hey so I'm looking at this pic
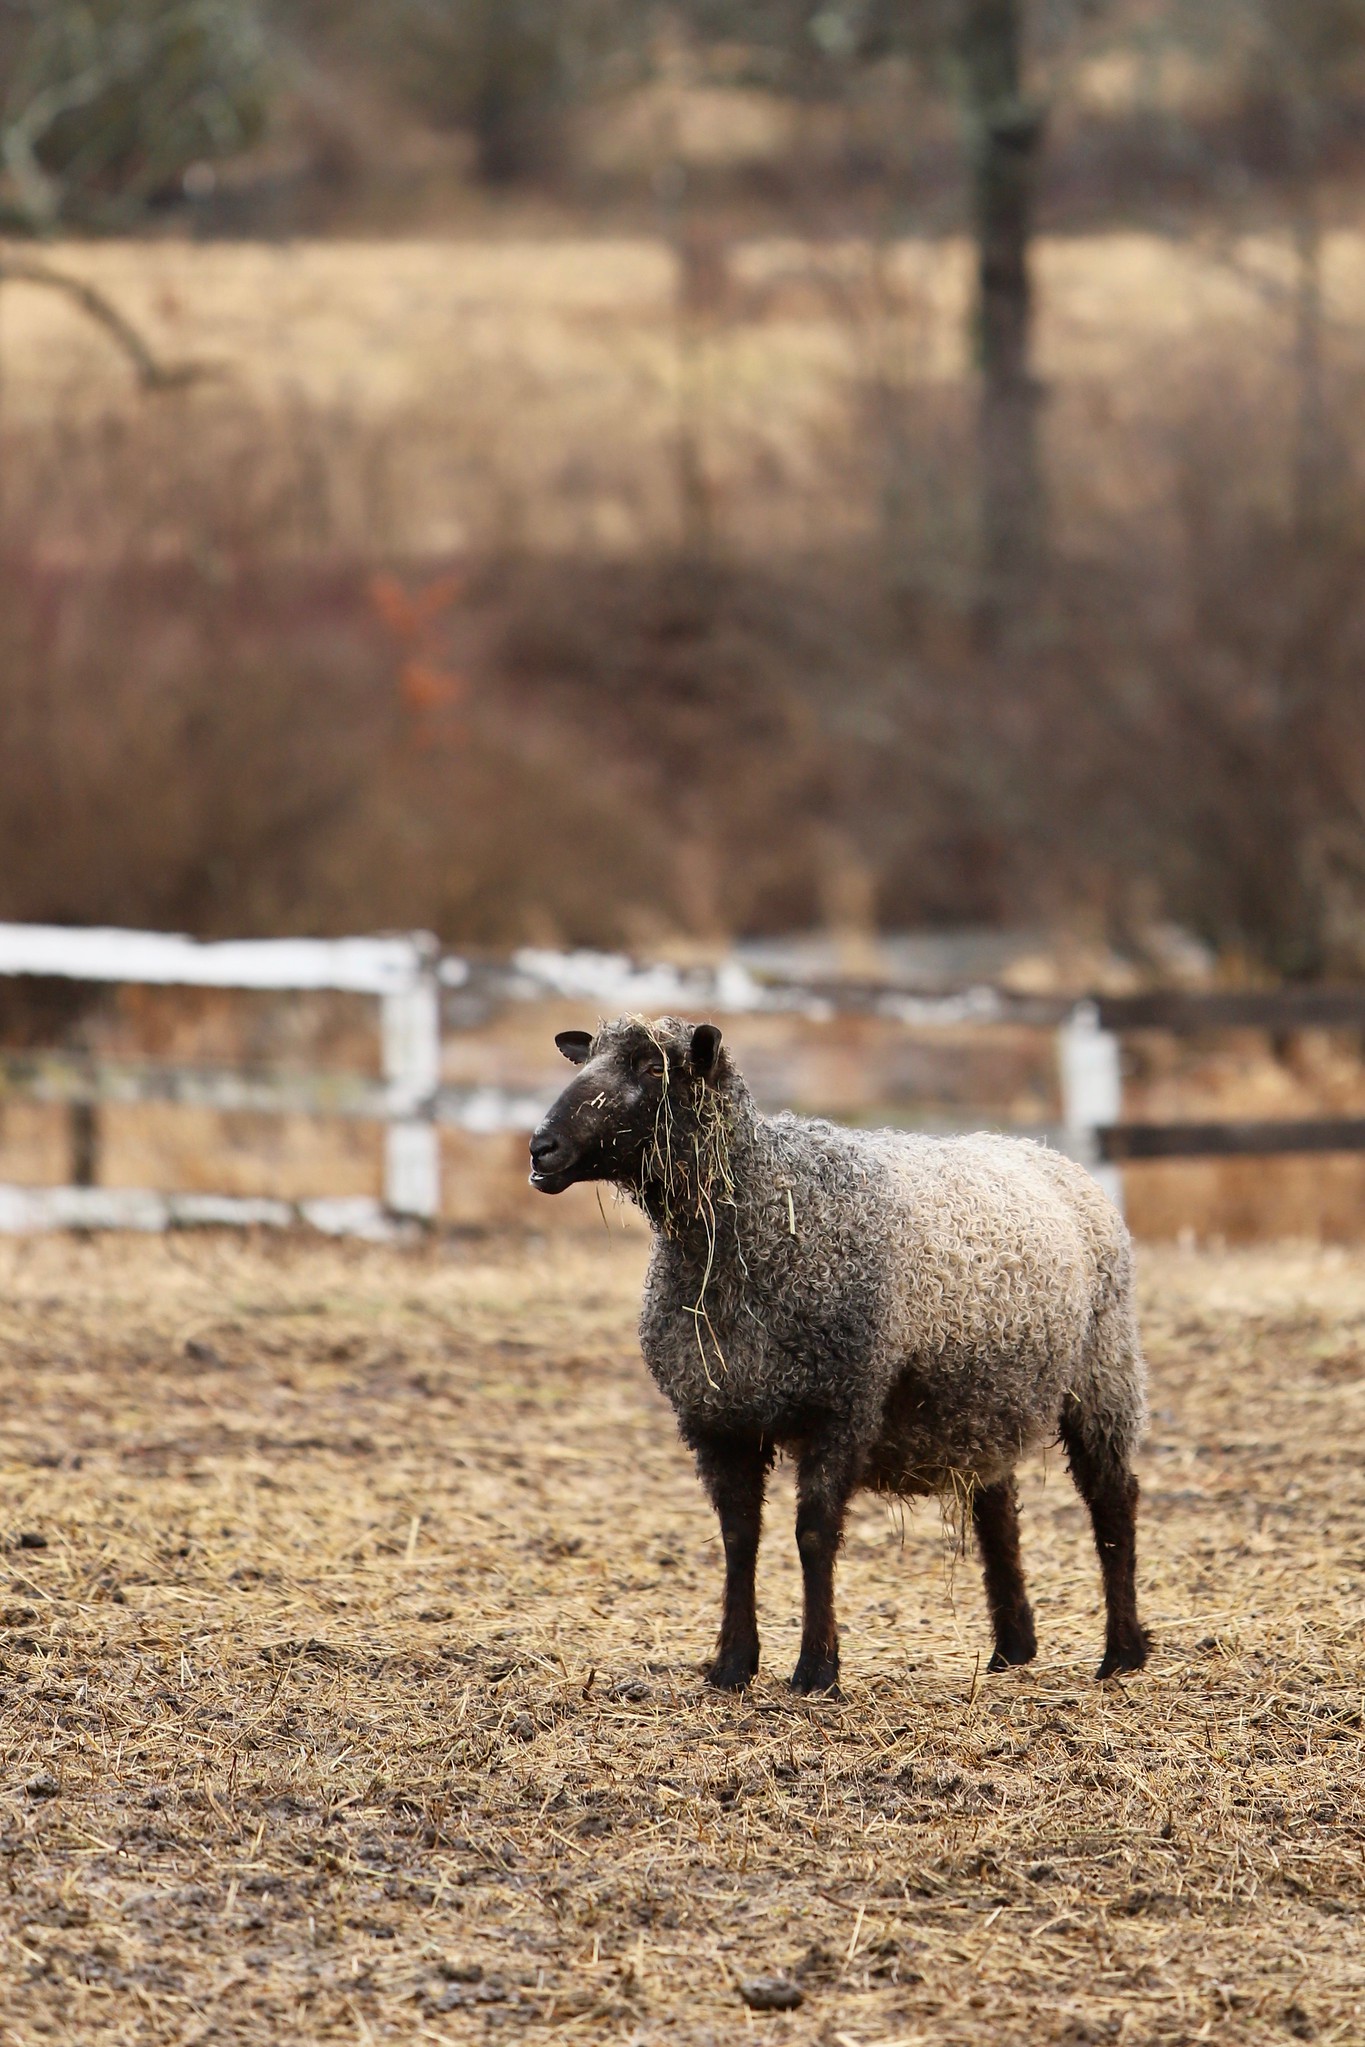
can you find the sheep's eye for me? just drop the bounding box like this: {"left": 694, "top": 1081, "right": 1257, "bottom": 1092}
{"left": 636, "top": 1052, "right": 665, "bottom": 1080}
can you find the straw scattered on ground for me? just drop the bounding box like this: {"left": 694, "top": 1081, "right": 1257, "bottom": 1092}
{"left": 0, "top": 1228, "right": 1361, "bottom": 2043}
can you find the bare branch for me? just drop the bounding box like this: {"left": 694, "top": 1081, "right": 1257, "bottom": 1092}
{"left": 0, "top": 253, "right": 215, "bottom": 390}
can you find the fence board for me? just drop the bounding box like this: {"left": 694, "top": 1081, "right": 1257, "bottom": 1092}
{"left": 1101, "top": 1118, "right": 1365, "bottom": 1161}
{"left": 0, "top": 1186, "right": 394, "bottom": 1237}
{"left": 0, "top": 1052, "right": 551, "bottom": 1134}
{"left": 0, "top": 924, "right": 430, "bottom": 996}
{"left": 1097, "top": 990, "right": 1365, "bottom": 1034}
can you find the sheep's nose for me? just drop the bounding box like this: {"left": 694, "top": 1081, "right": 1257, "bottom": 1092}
{"left": 530, "top": 1128, "right": 562, "bottom": 1166}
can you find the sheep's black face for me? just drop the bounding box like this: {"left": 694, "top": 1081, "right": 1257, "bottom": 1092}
{"left": 529, "top": 1018, "right": 723, "bottom": 1196}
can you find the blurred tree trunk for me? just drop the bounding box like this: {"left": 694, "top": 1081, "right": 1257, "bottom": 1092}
{"left": 1284, "top": 48, "right": 1337, "bottom": 552}
{"left": 467, "top": 1, "right": 563, "bottom": 184}
{"left": 651, "top": 40, "right": 721, "bottom": 579}
{"left": 959, "top": 0, "right": 1046, "bottom": 634}
{"left": 1291, "top": 201, "right": 1331, "bottom": 546}
{"left": 673, "top": 218, "right": 728, "bottom": 568}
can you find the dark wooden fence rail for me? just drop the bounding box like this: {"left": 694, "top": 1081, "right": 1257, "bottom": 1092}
{"left": 1096, "top": 990, "right": 1365, "bottom": 1033}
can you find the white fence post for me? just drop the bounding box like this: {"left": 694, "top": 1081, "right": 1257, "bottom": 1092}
{"left": 382, "top": 939, "right": 442, "bottom": 1221}
{"left": 1057, "top": 1000, "right": 1125, "bottom": 1212}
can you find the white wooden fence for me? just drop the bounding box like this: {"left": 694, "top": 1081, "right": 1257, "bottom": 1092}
{"left": 0, "top": 921, "right": 1128, "bottom": 1233}
{"left": 0, "top": 925, "right": 440, "bottom": 1234}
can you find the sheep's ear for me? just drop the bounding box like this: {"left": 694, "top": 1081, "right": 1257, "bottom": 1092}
{"left": 555, "top": 1030, "right": 593, "bottom": 1066}
{"left": 690, "top": 1023, "right": 723, "bottom": 1080}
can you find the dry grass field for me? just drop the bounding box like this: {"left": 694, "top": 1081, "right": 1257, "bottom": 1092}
{"left": 3, "top": 231, "right": 1361, "bottom": 556}
{"left": 0, "top": 1228, "right": 1361, "bottom": 2044}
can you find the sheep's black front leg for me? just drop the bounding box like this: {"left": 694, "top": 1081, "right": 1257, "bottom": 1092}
{"left": 691, "top": 1433, "right": 773, "bottom": 1691}
{"left": 792, "top": 1443, "right": 858, "bottom": 1697}
{"left": 972, "top": 1476, "right": 1037, "bottom": 1670}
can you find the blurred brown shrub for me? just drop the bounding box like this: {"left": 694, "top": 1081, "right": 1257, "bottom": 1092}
{"left": 2, "top": 362, "right": 1365, "bottom": 975}
{"left": 0, "top": 548, "right": 673, "bottom": 947}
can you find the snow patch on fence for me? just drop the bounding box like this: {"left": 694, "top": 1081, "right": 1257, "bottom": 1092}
{"left": 0, "top": 924, "right": 433, "bottom": 995}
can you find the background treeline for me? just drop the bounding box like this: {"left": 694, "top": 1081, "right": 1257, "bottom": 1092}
{"left": 8, "top": 3, "right": 1365, "bottom": 228}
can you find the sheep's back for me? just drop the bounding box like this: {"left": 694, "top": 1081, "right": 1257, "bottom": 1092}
{"left": 859, "top": 1130, "right": 1113, "bottom": 1487}
{"left": 874, "top": 1131, "right": 1102, "bottom": 1361}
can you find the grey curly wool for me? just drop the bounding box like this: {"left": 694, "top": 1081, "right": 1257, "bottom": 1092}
{"left": 530, "top": 1015, "right": 1151, "bottom": 1695}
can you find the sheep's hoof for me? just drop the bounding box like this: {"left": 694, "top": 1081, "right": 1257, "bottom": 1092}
{"left": 1096, "top": 1630, "right": 1151, "bottom": 1680}
{"left": 705, "top": 1652, "right": 758, "bottom": 1692}
{"left": 987, "top": 1625, "right": 1037, "bottom": 1672}
{"left": 790, "top": 1654, "right": 841, "bottom": 1697}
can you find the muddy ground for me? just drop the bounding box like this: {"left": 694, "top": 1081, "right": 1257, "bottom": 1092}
{"left": 0, "top": 1229, "right": 1361, "bottom": 2043}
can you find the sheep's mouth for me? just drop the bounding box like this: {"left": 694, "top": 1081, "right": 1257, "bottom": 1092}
{"left": 528, "top": 1139, "right": 588, "bottom": 1194}
{"left": 529, "top": 1120, "right": 588, "bottom": 1194}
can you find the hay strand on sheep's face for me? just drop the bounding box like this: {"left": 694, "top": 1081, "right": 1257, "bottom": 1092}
{"left": 634, "top": 1019, "right": 738, "bottom": 1244}
{"left": 630, "top": 1020, "right": 739, "bottom": 1385}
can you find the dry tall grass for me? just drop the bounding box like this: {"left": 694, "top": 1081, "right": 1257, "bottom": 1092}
{"left": 1, "top": 233, "right": 1360, "bottom": 558}
{"left": 0, "top": 1230, "right": 1360, "bottom": 2043}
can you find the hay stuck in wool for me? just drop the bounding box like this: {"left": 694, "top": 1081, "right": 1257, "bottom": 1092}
{"left": 0, "top": 1230, "right": 1360, "bottom": 2045}
{"left": 635, "top": 1016, "right": 739, "bottom": 1386}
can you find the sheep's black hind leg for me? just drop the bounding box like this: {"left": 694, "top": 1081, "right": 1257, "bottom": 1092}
{"left": 1060, "top": 1409, "right": 1151, "bottom": 1680}
{"left": 791, "top": 1444, "right": 857, "bottom": 1697}
{"left": 972, "top": 1476, "right": 1037, "bottom": 1671}
{"left": 691, "top": 1433, "right": 773, "bottom": 1691}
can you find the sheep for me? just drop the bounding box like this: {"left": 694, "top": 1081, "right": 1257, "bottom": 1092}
{"left": 529, "top": 1014, "right": 1150, "bottom": 1695}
